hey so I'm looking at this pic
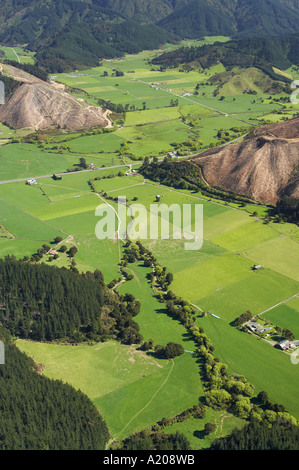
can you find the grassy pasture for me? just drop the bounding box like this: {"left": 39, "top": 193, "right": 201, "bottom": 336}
{"left": 95, "top": 353, "right": 203, "bottom": 441}
{"left": 65, "top": 132, "right": 124, "bottom": 154}
{"left": 0, "top": 46, "right": 35, "bottom": 64}
{"left": 0, "top": 196, "right": 62, "bottom": 240}
{"left": 115, "top": 120, "right": 190, "bottom": 157}
{"left": 124, "top": 107, "right": 181, "bottom": 125}
{"left": 171, "top": 252, "right": 252, "bottom": 302}
{"left": 0, "top": 143, "right": 78, "bottom": 180}
{"left": 0, "top": 181, "right": 49, "bottom": 208}
{"left": 0, "top": 238, "right": 48, "bottom": 259}
{"left": 197, "top": 268, "right": 299, "bottom": 322}
{"left": 26, "top": 194, "right": 100, "bottom": 221}
{"left": 16, "top": 339, "right": 165, "bottom": 401}
{"left": 211, "top": 219, "right": 279, "bottom": 252}
{"left": 244, "top": 236, "right": 299, "bottom": 282}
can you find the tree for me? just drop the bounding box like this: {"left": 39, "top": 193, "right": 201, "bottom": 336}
{"left": 257, "top": 390, "right": 269, "bottom": 405}
{"left": 79, "top": 157, "right": 88, "bottom": 169}
{"left": 68, "top": 246, "right": 78, "bottom": 258}
{"left": 54, "top": 236, "right": 63, "bottom": 244}
{"left": 282, "top": 328, "right": 295, "bottom": 341}
{"left": 166, "top": 272, "right": 174, "bottom": 285}
{"left": 204, "top": 423, "right": 216, "bottom": 435}
{"left": 205, "top": 389, "right": 232, "bottom": 410}
{"left": 157, "top": 342, "right": 184, "bottom": 359}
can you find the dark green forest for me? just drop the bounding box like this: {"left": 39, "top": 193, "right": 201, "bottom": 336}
{"left": 0, "top": 325, "right": 109, "bottom": 450}
{"left": 210, "top": 420, "right": 299, "bottom": 450}
{"left": 0, "top": 256, "right": 143, "bottom": 345}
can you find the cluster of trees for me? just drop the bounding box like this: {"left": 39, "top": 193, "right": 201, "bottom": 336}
{"left": 97, "top": 98, "right": 148, "bottom": 114}
{"left": 25, "top": 239, "right": 78, "bottom": 264}
{"left": 0, "top": 72, "right": 20, "bottom": 99}
{"left": 154, "top": 342, "right": 184, "bottom": 359}
{"left": 0, "top": 256, "right": 105, "bottom": 342}
{"left": 140, "top": 158, "right": 204, "bottom": 190}
{"left": 0, "top": 325, "right": 109, "bottom": 450}
{"left": 276, "top": 196, "right": 299, "bottom": 224}
{"left": 234, "top": 310, "right": 253, "bottom": 327}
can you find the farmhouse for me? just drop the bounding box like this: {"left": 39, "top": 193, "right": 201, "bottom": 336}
{"left": 49, "top": 250, "right": 59, "bottom": 256}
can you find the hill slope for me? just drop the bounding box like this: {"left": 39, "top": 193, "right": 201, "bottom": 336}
{"left": 0, "top": 0, "right": 299, "bottom": 70}
{"left": 0, "top": 63, "right": 110, "bottom": 130}
{"left": 191, "top": 118, "right": 299, "bottom": 205}
{"left": 158, "top": 0, "right": 299, "bottom": 39}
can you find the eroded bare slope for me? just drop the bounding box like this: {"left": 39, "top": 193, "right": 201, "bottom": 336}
{"left": 0, "top": 64, "right": 111, "bottom": 130}
{"left": 191, "top": 117, "right": 299, "bottom": 204}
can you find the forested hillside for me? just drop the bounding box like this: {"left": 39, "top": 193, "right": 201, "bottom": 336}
{"left": 158, "top": 0, "right": 299, "bottom": 39}
{"left": 0, "top": 325, "right": 110, "bottom": 450}
{"left": 0, "top": 0, "right": 299, "bottom": 71}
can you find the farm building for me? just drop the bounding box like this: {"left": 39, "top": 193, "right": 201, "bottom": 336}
{"left": 26, "top": 178, "right": 37, "bottom": 185}
{"left": 277, "top": 339, "right": 295, "bottom": 350}
{"left": 252, "top": 264, "right": 262, "bottom": 270}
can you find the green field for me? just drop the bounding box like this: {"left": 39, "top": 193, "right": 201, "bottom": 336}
{"left": 0, "top": 46, "right": 35, "bottom": 64}
{"left": 17, "top": 339, "right": 166, "bottom": 400}
{"left": 95, "top": 353, "right": 203, "bottom": 440}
